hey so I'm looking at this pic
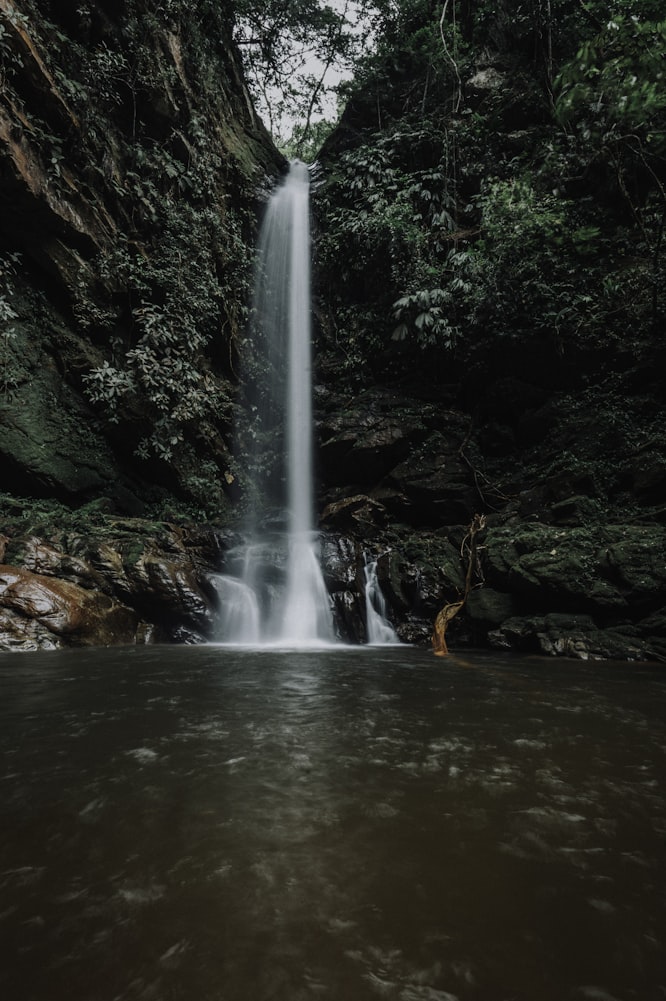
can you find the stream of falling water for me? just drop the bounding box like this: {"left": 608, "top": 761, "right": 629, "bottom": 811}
{"left": 217, "top": 162, "right": 335, "bottom": 646}
{"left": 364, "top": 558, "right": 400, "bottom": 645}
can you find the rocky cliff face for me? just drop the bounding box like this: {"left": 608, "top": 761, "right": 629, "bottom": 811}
{"left": 1, "top": 0, "right": 282, "bottom": 512}
{"left": 0, "top": 0, "right": 286, "bottom": 650}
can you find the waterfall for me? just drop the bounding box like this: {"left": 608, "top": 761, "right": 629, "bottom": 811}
{"left": 216, "top": 161, "right": 335, "bottom": 646}
{"left": 210, "top": 574, "right": 260, "bottom": 645}
{"left": 364, "top": 557, "right": 399, "bottom": 646}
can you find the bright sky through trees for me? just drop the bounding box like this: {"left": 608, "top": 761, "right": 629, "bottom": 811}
{"left": 234, "top": 0, "right": 382, "bottom": 152}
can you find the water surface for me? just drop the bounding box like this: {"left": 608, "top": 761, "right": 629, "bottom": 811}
{"left": 1, "top": 645, "right": 665, "bottom": 1001}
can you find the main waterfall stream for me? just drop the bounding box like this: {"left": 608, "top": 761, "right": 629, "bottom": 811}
{"left": 2, "top": 645, "right": 665, "bottom": 1001}
{"left": 218, "top": 161, "right": 335, "bottom": 646}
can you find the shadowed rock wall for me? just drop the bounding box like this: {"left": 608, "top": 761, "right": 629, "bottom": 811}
{"left": 1, "top": 0, "right": 283, "bottom": 512}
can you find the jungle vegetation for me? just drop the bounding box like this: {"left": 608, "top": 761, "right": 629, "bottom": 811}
{"left": 2, "top": 0, "right": 664, "bottom": 514}
{"left": 310, "top": 0, "right": 665, "bottom": 394}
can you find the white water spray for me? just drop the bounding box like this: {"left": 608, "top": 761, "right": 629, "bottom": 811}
{"left": 364, "top": 557, "right": 399, "bottom": 645}
{"left": 217, "top": 162, "right": 334, "bottom": 646}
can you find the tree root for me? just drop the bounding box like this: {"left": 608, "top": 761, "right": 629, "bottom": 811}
{"left": 432, "top": 512, "right": 486, "bottom": 657}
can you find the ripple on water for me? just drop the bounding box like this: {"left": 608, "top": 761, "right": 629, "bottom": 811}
{"left": 576, "top": 987, "right": 622, "bottom": 1001}
{"left": 117, "top": 883, "right": 166, "bottom": 905}
{"left": 124, "top": 747, "right": 159, "bottom": 764}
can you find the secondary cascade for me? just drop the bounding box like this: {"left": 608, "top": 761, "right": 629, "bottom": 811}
{"left": 363, "top": 557, "right": 399, "bottom": 645}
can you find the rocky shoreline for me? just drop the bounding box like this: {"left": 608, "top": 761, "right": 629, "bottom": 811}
{"left": 3, "top": 378, "right": 665, "bottom": 660}
{"left": 3, "top": 501, "right": 665, "bottom": 661}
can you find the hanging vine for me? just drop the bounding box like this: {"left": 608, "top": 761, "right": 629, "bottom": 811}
{"left": 439, "top": 0, "right": 462, "bottom": 113}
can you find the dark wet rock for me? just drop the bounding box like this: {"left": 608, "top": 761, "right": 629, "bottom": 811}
{"left": 318, "top": 387, "right": 430, "bottom": 488}
{"left": 636, "top": 608, "right": 666, "bottom": 638}
{"left": 488, "top": 613, "right": 659, "bottom": 662}
{"left": 466, "top": 587, "right": 519, "bottom": 635}
{"left": 320, "top": 531, "right": 446, "bottom": 644}
{"left": 632, "top": 443, "right": 666, "bottom": 504}
{"left": 482, "top": 522, "right": 666, "bottom": 617}
{"left": 321, "top": 495, "right": 390, "bottom": 534}
{"left": 384, "top": 431, "right": 478, "bottom": 526}
{"left": 0, "top": 564, "right": 139, "bottom": 646}
{"left": 0, "top": 607, "right": 62, "bottom": 651}
{"left": 599, "top": 530, "right": 666, "bottom": 607}
{"left": 395, "top": 615, "right": 432, "bottom": 646}
{"left": 304, "top": 515, "right": 659, "bottom": 658}
{"left": 0, "top": 519, "right": 224, "bottom": 650}
{"left": 75, "top": 526, "right": 219, "bottom": 641}
{"left": 4, "top": 504, "right": 665, "bottom": 659}
{"left": 128, "top": 552, "right": 215, "bottom": 638}
{"left": 13, "top": 536, "right": 109, "bottom": 592}
{"left": 377, "top": 550, "right": 414, "bottom": 614}
{"left": 321, "top": 535, "right": 358, "bottom": 592}
{"left": 331, "top": 590, "right": 366, "bottom": 644}
{"left": 317, "top": 386, "right": 478, "bottom": 528}
{"left": 465, "top": 520, "right": 666, "bottom": 659}
{"left": 551, "top": 495, "right": 600, "bottom": 526}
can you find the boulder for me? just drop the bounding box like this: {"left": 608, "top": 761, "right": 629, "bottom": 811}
{"left": 13, "top": 536, "right": 108, "bottom": 591}
{"left": 0, "top": 519, "right": 225, "bottom": 650}
{"left": 386, "top": 431, "right": 478, "bottom": 525}
{"left": 129, "top": 552, "right": 216, "bottom": 637}
{"left": 320, "top": 535, "right": 358, "bottom": 592}
{"left": 318, "top": 383, "right": 479, "bottom": 528}
{"left": 632, "top": 444, "right": 666, "bottom": 504}
{"left": 0, "top": 607, "right": 62, "bottom": 652}
{"left": 483, "top": 522, "right": 666, "bottom": 617}
{"left": 0, "top": 564, "right": 139, "bottom": 646}
{"left": 331, "top": 589, "right": 366, "bottom": 643}
{"left": 488, "top": 613, "right": 659, "bottom": 662}
{"left": 466, "top": 587, "right": 519, "bottom": 634}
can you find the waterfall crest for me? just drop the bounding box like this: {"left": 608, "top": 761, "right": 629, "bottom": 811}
{"left": 217, "top": 161, "right": 334, "bottom": 646}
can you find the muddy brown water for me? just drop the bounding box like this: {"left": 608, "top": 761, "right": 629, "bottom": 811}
{"left": 1, "top": 644, "right": 665, "bottom": 1001}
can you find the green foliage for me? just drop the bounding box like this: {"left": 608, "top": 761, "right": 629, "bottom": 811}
{"left": 80, "top": 203, "right": 242, "bottom": 461}
{"left": 0, "top": 0, "right": 262, "bottom": 485}
{"left": 555, "top": 13, "right": 666, "bottom": 226}
{"left": 553, "top": 10, "right": 666, "bottom": 328}
{"left": 314, "top": 0, "right": 666, "bottom": 392}
{"left": 316, "top": 121, "right": 470, "bottom": 375}
{"left": 557, "top": 15, "right": 666, "bottom": 149}
{"left": 469, "top": 179, "right": 598, "bottom": 345}
{"left": 392, "top": 288, "right": 458, "bottom": 349}
{"left": 391, "top": 249, "right": 475, "bottom": 349}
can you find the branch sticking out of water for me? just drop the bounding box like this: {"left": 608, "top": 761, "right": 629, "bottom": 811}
{"left": 432, "top": 513, "right": 486, "bottom": 657}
